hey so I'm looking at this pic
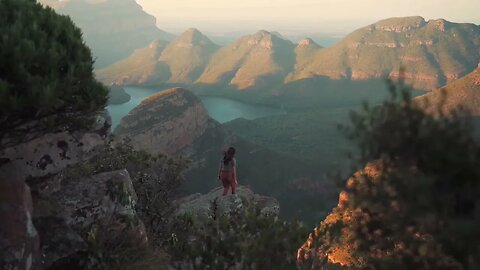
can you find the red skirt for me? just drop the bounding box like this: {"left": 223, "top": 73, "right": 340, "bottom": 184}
{"left": 220, "top": 170, "right": 236, "bottom": 188}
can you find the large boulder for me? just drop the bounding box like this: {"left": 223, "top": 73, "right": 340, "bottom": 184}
{"left": 51, "top": 169, "right": 139, "bottom": 231}
{"left": 33, "top": 169, "right": 146, "bottom": 268}
{"left": 175, "top": 186, "right": 280, "bottom": 225}
{"left": 114, "top": 88, "right": 213, "bottom": 155}
{"left": 0, "top": 112, "right": 111, "bottom": 179}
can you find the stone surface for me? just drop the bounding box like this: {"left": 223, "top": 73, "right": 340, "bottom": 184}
{"left": 52, "top": 169, "right": 138, "bottom": 231}
{"left": 114, "top": 88, "right": 212, "bottom": 155}
{"left": 175, "top": 186, "right": 280, "bottom": 225}
{"left": 33, "top": 217, "right": 87, "bottom": 269}
{"left": 0, "top": 112, "right": 110, "bottom": 179}
{"left": 0, "top": 166, "right": 39, "bottom": 270}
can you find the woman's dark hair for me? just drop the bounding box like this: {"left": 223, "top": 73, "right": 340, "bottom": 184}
{"left": 223, "top": 147, "right": 236, "bottom": 165}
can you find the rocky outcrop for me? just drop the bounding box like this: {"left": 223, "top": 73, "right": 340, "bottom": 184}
{"left": 0, "top": 112, "right": 110, "bottom": 179}
{"left": 0, "top": 112, "right": 111, "bottom": 269}
{"left": 51, "top": 169, "right": 139, "bottom": 231}
{"left": 33, "top": 169, "right": 145, "bottom": 268}
{"left": 0, "top": 166, "right": 39, "bottom": 270}
{"left": 175, "top": 186, "right": 280, "bottom": 225}
{"left": 114, "top": 88, "right": 212, "bottom": 155}
{"left": 107, "top": 85, "right": 131, "bottom": 105}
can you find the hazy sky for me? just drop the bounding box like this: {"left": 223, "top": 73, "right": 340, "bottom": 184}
{"left": 136, "top": 0, "right": 480, "bottom": 35}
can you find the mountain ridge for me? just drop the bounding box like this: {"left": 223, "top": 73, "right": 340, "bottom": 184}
{"left": 38, "top": 0, "right": 175, "bottom": 68}
{"left": 196, "top": 30, "right": 296, "bottom": 89}
{"left": 287, "top": 16, "right": 480, "bottom": 90}
{"left": 97, "top": 16, "right": 480, "bottom": 91}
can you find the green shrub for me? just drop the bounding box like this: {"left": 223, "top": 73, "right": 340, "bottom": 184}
{"left": 300, "top": 79, "right": 480, "bottom": 269}
{"left": 84, "top": 219, "right": 169, "bottom": 270}
{"left": 0, "top": 0, "right": 107, "bottom": 131}
{"left": 62, "top": 139, "right": 190, "bottom": 247}
{"left": 169, "top": 207, "right": 308, "bottom": 270}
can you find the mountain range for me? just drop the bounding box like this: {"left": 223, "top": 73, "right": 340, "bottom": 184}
{"left": 97, "top": 16, "right": 480, "bottom": 91}
{"left": 38, "top": 0, "right": 174, "bottom": 68}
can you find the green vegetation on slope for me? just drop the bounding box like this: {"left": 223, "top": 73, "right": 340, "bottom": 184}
{"left": 170, "top": 207, "right": 307, "bottom": 270}
{"left": 0, "top": 0, "right": 107, "bottom": 134}
{"left": 417, "top": 67, "right": 480, "bottom": 115}
{"left": 97, "top": 29, "right": 219, "bottom": 85}
{"left": 224, "top": 108, "right": 353, "bottom": 168}
{"left": 287, "top": 16, "right": 480, "bottom": 90}
{"left": 196, "top": 30, "right": 296, "bottom": 89}
{"left": 96, "top": 39, "right": 170, "bottom": 85}
{"left": 159, "top": 28, "right": 219, "bottom": 84}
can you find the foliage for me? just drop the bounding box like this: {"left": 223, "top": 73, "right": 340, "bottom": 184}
{"left": 300, "top": 79, "right": 480, "bottom": 269}
{"left": 169, "top": 207, "right": 308, "bottom": 270}
{"left": 0, "top": 0, "right": 107, "bottom": 133}
{"left": 84, "top": 219, "right": 169, "bottom": 270}
{"left": 63, "top": 138, "right": 189, "bottom": 246}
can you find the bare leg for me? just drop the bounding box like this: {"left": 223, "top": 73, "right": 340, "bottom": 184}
{"left": 231, "top": 178, "right": 237, "bottom": 195}
{"left": 222, "top": 177, "right": 229, "bottom": 196}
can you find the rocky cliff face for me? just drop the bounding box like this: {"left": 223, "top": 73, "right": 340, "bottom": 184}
{"left": 0, "top": 112, "right": 110, "bottom": 180}
{"left": 175, "top": 186, "right": 280, "bottom": 225}
{"left": 34, "top": 169, "right": 144, "bottom": 269}
{"left": 114, "top": 88, "right": 213, "bottom": 155}
{"left": 0, "top": 166, "right": 39, "bottom": 270}
{"left": 0, "top": 111, "right": 149, "bottom": 269}
{"left": 40, "top": 0, "right": 174, "bottom": 68}
{"left": 0, "top": 112, "right": 110, "bottom": 268}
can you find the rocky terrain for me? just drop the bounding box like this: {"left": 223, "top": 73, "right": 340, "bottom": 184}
{"left": 0, "top": 112, "right": 118, "bottom": 269}
{"left": 39, "top": 0, "right": 174, "bottom": 68}
{"left": 175, "top": 186, "right": 280, "bottom": 225}
{"left": 114, "top": 88, "right": 213, "bottom": 155}
{"left": 112, "top": 87, "right": 338, "bottom": 223}
{"left": 0, "top": 101, "right": 280, "bottom": 269}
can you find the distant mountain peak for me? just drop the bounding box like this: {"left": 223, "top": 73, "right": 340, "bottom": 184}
{"left": 255, "top": 30, "right": 271, "bottom": 36}
{"left": 297, "top": 38, "right": 320, "bottom": 48}
{"left": 176, "top": 28, "right": 216, "bottom": 46}
{"left": 184, "top": 27, "right": 202, "bottom": 35}
{"left": 271, "top": 31, "right": 287, "bottom": 39}
{"left": 373, "top": 16, "right": 427, "bottom": 32}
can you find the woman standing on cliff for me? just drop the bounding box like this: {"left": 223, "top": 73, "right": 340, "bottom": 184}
{"left": 218, "top": 147, "right": 238, "bottom": 196}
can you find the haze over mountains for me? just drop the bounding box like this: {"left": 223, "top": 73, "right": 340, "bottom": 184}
{"left": 39, "top": 0, "right": 174, "bottom": 68}
{"left": 98, "top": 16, "right": 480, "bottom": 91}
